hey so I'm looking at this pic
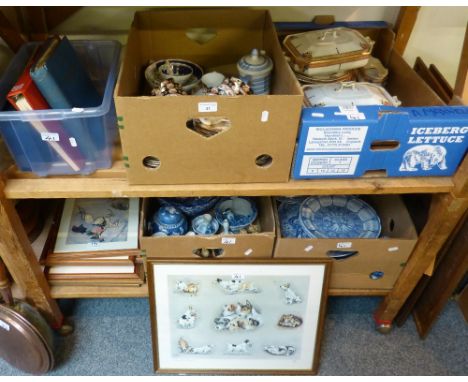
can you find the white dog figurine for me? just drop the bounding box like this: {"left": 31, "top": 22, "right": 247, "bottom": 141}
{"left": 177, "top": 306, "right": 197, "bottom": 329}
{"left": 216, "top": 277, "right": 260, "bottom": 294}
{"left": 226, "top": 339, "right": 252, "bottom": 354}
{"left": 175, "top": 280, "right": 199, "bottom": 295}
{"left": 280, "top": 283, "right": 302, "bottom": 304}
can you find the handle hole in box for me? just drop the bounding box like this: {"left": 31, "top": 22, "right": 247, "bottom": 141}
{"left": 185, "top": 28, "right": 217, "bottom": 45}
{"left": 255, "top": 154, "right": 273, "bottom": 168}
{"left": 363, "top": 169, "right": 388, "bottom": 177}
{"left": 192, "top": 248, "right": 224, "bottom": 258}
{"left": 326, "top": 250, "right": 359, "bottom": 261}
{"left": 389, "top": 219, "right": 395, "bottom": 232}
{"left": 142, "top": 156, "right": 161, "bottom": 170}
{"left": 369, "top": 271, "right": 384, "bottom": 280}
{"left": 370, "top": 140, "right": 400, "bottom": 151}
{"left": 186, "top": 117, "right": 231, "bottom": 138}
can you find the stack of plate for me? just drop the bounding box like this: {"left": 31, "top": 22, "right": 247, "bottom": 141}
{"left": 277, "top": 195, "right": 381, "bottom": 239}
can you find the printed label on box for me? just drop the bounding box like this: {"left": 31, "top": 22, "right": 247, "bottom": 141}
{"left": 300, "top": 155, "right": 360, "bottom": 176}
{"left": 198, "top": 102, "right": 218, "bottom": 112}
{"left": 222, "top": 237, "right": 236, "bottom": 245}
{"left": 305, "top": 126, "right": 368, "bottom": 153}
{"left": 41, "top": 132, "right": 60, "bottom": 142}
{"left": 337, "top": 242, "right": 352, "bottom": 249}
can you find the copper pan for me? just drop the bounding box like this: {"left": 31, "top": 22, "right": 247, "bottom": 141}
{"left": 0, "top": 258, "right": 55, "bottom": 375}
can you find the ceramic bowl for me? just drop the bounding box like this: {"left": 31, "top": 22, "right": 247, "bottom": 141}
{"left": 214, "top": 197, "right": 258, "bottom": 233}
{"left": 152, "top": 206, "right": 188, "bottom": 236}
{"left": 192, "top": 213, "right": 220, "bottom": 236}
{"left": 158, "top": 62, "right": 193, "bottom": 84}
{"left": 157, "top": 197, "right": 219, "bottom": 218}
{"left": 201, "top": 71, "right": 225, "bottom": 88}
{"left": 145, "top": 59, "right": 204, "bottom": 91}
{"left": 298, "top": 195, "right": 381, "bottom": 239}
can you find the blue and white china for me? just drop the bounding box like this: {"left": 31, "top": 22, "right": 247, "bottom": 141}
{"left": 214, "top": 197, "right": 258, "bottom": 233}
{"left": 237, "top": 48, "right": 273, "bottom": 95}
{"left": 192, "top": 214, "right": 219, "bottom": 236}
{"left": 298, "top": 195, "right": 381, "bottom": 239}
{"left": 145, "top": 59, "right": 204, "bottom": 92}
{"left": 158, "top": 61, "right": 193, "bottom": 84}
{"left": 276, "top": 196, "right": 307, "bottom": 205}
{"left": 152, "top": 205, "right": 188, "bottom": 236}
{"left": 157, "top": 197, "right": 219, "bottom": 217}
{"left": 277, "top": 200, "right": 310, "bottom": 238}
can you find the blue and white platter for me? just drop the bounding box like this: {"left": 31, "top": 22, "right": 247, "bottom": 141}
{"left": 277, "top": 200, "right": 311, "bottom": 238}
{"left": 298, "top": 195, "right": 381, "bottom": 239}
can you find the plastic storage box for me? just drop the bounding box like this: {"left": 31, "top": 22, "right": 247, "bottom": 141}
{"left": 0, "top": 40, "right": 120, "bottom": 176}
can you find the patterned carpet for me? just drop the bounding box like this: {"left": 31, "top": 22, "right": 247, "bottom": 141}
{"left": 0, "top": 296, "right": 467, "bottom": 376}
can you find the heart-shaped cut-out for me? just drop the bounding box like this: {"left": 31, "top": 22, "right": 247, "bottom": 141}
{"left": 185, "top": 28, "right": 217, "bottom": 45}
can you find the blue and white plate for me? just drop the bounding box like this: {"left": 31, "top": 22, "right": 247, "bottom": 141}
{"left": 277, "top": 201, "right": 311, "bottom": 238}
{"left": 298, "top": 196, "right": 381, "bottom": 239}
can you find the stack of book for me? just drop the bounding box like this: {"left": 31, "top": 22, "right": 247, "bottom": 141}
{"left": 43, "top": 198, "right": 144, "bottom": 287}
{"left": 6, "top": 35, "right": 103, "bottom": 173}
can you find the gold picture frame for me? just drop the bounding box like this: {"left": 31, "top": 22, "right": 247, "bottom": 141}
{"left": 148, "top": 259, "right": 331, "bottom": 375}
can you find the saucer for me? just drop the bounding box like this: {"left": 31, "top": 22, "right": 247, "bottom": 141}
{"left": 298, "top": 196, "right": 381, "bottom": 239}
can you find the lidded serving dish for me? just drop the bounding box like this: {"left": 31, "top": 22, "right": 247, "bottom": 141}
{"left": 302, "top": 81, "right": 401, "bottom": 107}
{"left": 283, "top": 27, "right": 374, "bottom": 76}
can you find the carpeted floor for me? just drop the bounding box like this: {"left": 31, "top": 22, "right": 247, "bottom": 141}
{"left": 0, "top": 296, "right": 467, "bottom": 376}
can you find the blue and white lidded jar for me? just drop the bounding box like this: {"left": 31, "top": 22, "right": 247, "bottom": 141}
{"left": 152, "top": 206, "right": 188, "bottom": 236}
{"left": 237, "top": 49, "right": 274, "bottom": 95}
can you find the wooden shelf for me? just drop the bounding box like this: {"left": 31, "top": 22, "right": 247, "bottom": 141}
{"left": 50, "top": 283, "right": 149, "bottom": 299}
{"left": 4, "top": 161, "right": 455, "bottom": 199}
{"left": 47, "top": 283, "right": 386, "bottom": 299}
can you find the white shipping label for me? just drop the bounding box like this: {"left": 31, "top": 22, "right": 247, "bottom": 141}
{"left": 41, "top": 132, "right": 60, "bottom": 142}
{"left": 0, "top": 319, "right": 10, "bottom": 331}
{"left": 261, "top": 110, "right": 269, "bottom": 122}
{"left": 305, "top": 126, "right": 368, "bottom": 153}
{"left": 300, "top": 155, "right": 360, "bottom": 176}
{"left": 198, "top": 102, "right": 218, "bottom": 112}
{"left": 388, "top": 247, "right": 399, "bottom": 252}
{"left": 222, "top": 237, "right": 236, "bottom": 245}
{"left": 337, "top": 242, "right": 352, "bottom": 249}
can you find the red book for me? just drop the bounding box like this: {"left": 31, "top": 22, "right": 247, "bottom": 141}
{"left": 7, "top": 48, "right": 85, "bottom": 172}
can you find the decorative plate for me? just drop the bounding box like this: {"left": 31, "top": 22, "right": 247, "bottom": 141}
{"left": 277, "top": 199, "right": 312, "bottom": 238}
{"left": 298, "top": 196, "right": 381, "bottom": 239}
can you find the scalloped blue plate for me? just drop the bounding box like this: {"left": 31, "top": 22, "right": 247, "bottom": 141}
{"left": 298, "top": 196, "right": 381, "bottom": 239}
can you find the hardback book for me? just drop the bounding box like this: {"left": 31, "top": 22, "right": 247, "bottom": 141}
{"left": 7, "top": 46, "right": 85, "bottom": 171}
{"left": 30, "top": 36, "right": 106, "bottom": 158}
{"left": 53, "top": 198, "right": 140, "bottom": 253}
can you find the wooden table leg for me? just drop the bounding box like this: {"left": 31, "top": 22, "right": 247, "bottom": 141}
{"left": 374, "top": 192, "right": 468, "bottom": 331}
{"left": 0, "top": 186, "right": 63, "bottom": 328}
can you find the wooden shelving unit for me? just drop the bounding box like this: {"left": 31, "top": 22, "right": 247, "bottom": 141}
{"left": 1, "top": 154, "right": 466, "bottom": 331}
{"left": 3, "top": 161, "right": 455, "bottom": 199}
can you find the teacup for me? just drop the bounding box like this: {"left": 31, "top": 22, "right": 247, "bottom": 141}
{"left": 214, "top": 197, "right": 258, "bottom": 233}
{"left": 158, "top": 61, "right": 193, "bottom": 85}
{"left": 192, "top": 214, "right": 219, "bottom": 236}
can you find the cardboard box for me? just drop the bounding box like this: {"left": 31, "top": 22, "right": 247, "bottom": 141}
{"left": 288, "top": 24, "right": 468, "bottom": 179}
{"left": 115, "top": 9, "right": 303, "bottom": 185}
{"left": 273, "top": 195, "right": 418, "bottom": 289}
{"left": 140, "top": 197, "right": 275, "bottom": 259}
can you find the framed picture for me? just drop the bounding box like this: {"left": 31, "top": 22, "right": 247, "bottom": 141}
{"left": 148, "top": 259, "right": 331, "bottom": 375}
{"left": 53, "top": 198, "right": 140, "bottom": 253}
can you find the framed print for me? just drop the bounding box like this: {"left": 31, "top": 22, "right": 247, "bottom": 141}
{"left": 148, "top": 259, "right": 331, "bottom": 375}
{"left": 53, "top": 198, "right": 140, "bottom": 253}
